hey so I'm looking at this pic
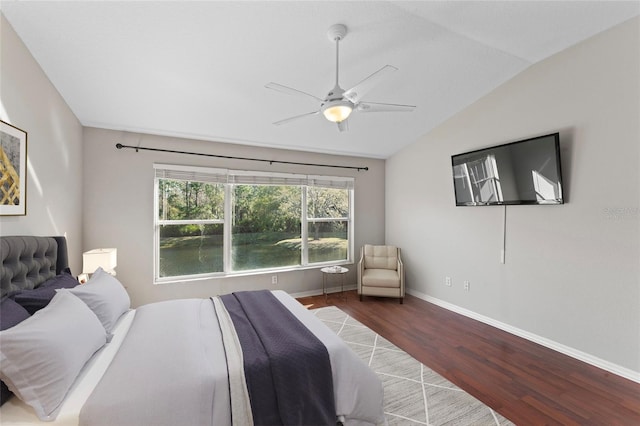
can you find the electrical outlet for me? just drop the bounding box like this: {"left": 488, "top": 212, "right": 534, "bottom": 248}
{"left": 464, "top": 280, "right": 470, "bottom": 291}
{"left": 445, "top": 276, "right": 452, "bottom": 287}
{"left": 271, "top": 275, "right": 278, "bottom": 285}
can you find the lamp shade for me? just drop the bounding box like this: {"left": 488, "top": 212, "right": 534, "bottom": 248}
{"left": 321, "top": 100, "right": 353, "bottom": 123}
{"left": 83, "top": 248, "right": 117, "bottom": 275}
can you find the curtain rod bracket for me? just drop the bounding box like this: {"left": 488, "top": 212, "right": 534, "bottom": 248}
{"left": 114, "top": 143, "right": 369, "bottom": 172}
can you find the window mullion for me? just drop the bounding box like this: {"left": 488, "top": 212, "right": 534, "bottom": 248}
{"left": 349, "top": 188, "right": 354, "bottom": 263}
{"left": 307, "top": 217, "right": 348, "bottom": 223}
{"left": 223, "top": 183, "right": 232, "bottom": 272}
{"left": 301, "top": 186, "right": 308, "bottom": 266}
{"left": 154, "top": 178, "right": 160, "bottom": 282}
{"left": 158, "top": 219, "right": 223, "bottom": 226}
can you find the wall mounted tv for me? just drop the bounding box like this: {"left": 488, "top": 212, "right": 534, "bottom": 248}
{"left": 451, "top": 133, "right": 564, "bottom": 206}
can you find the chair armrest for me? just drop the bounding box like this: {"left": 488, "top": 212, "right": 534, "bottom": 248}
{"left": 357, "top": 246, "right": 365, "bottom": 292}
{"left": 397, "top": 249, "right": 405, "bottom": 295}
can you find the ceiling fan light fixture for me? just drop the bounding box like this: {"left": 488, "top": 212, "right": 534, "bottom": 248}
{"left": 322, "top": 100, "right": 353, "bottom": 123}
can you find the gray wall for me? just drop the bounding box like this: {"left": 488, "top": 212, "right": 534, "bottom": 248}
{"left": 386, "top": 17, "right": 639, "bottom": 376}
{"left": 82, "top": 127, "right": 385, "bottom": 306}
{"left": 0, "top": 15, "right": 84, "bottom": 272}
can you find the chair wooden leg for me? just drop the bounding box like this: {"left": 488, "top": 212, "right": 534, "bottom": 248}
{"left": 399, "top": 297, "right": 403, "bottom": 304}
{"left": 360, "top": 294, "right": 363, "bottom": 302}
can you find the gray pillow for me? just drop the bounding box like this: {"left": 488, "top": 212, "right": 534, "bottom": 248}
{"left": 0, "top": 290, "right": 107, "bottom": 421}
{"left": 68, "top": 267, "right": 130, "bottom": 333}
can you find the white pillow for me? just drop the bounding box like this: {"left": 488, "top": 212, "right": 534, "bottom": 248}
{"left": 69, "top": 267, "right": 131, "bottom": 333}
{"left": 0, "top": 290, "right": 107, "bottom": 421}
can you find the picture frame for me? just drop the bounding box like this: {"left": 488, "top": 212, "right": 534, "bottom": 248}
{"left": 0, "top": 120, "right": 27, "bottom": 216}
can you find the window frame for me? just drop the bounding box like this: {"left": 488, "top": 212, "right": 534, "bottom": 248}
{"left": 153, "top": 164, "right": 354, "bottom": 284}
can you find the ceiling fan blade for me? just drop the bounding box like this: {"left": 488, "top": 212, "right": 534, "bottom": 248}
{"left": 273, "top": 110, "right": 320, "bottom": 126}
{"left": 337, "top": 120, "right": 349, "bottom": 132}
{"left": 343, "top": 65, "right": 398, "bottom": 103}
{"left": 265, "top": 82, "right": 324, "bottom": 103}
{"left": 357, "top": 101, "right": 415, "bottom": 113}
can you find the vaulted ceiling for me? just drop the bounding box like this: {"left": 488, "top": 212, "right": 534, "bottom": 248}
{"left": 2, "top": 1, "right": 638, "bottom": 158}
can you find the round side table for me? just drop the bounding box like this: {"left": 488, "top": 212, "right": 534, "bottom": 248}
{"left": 320, "top": 266, "right": 348, "bottom": 302}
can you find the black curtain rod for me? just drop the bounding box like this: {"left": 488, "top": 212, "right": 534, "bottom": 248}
{"left": 115, "top": 143, "right": 369, "bottom": 172}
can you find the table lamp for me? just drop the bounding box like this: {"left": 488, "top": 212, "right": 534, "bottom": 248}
{"left": 83, "top": 248, "right": 117, "bottom": 276}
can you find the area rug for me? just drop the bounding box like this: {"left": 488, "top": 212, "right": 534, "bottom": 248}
{"left": 312, "top": 306, "right": 514, "bottom": 426}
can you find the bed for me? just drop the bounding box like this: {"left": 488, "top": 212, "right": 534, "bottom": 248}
{"left": 0, "top": 236, "right": 385, "bottom": 425}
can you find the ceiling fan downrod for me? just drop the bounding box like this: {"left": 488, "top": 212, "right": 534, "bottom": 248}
{"left": 327, "top": 24, "right": 347, "bottom": 90}
{"left": 322, "top": 24, "right": 353, "bottom": 124}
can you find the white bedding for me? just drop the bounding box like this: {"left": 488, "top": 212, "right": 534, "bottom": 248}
{"left": 0, "top": 291, "right": 385, "bottom": 425}
{"left": 0, "top": 310, "right": 136, "bottom": 425}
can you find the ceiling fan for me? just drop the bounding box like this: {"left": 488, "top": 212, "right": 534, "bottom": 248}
{"left": 265, "top": 24, "right": 416, "bottom": 132}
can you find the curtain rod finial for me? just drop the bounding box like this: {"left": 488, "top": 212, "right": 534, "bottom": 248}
{"left": 116, "top": 143, "right": 123, "bottom": 149}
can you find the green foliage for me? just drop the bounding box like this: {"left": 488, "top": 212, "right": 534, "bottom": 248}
{"left": 160, "top": 223, "right": 223, "bottom": 238}
{"left": 307, "top": 187, "right": 348, "bottom": 218}
{"left": 307, "top": 187, "right": 348, "bottom": 240}
{"left": 158, "top": 179, "right": 224, "bottom": 221}
{"left": 158, "top": 180, "right": 349, "bottom": 241}
{"left": 233, "top": 185, "right": 301, "bottom": 234}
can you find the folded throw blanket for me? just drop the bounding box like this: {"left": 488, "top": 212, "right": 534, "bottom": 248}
{"left": 221, "top": 290, "right": 336, "bottom": 425}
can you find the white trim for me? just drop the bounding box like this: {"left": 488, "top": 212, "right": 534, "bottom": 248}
{"left": 158, "top": 219, "right": 223, "bottom": 226}
{"left": 406, "top": 288, "right": 640, "bottom": 384}
{"left": 301, "top": 188, "right": 309, "bottom": 265}
{"left": 223, "top": 184, "right": 232, "bottom": 272}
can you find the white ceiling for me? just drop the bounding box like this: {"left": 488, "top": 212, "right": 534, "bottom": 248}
{"left": 2, "top": 1, "right": 638, "bottom": 159}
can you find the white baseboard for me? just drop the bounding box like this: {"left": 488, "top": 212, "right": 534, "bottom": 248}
{"left": 406, "top": 288, "right": 640, "bottom": 384}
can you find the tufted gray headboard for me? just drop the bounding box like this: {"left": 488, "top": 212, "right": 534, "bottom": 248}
{"left": 0, "top": 236, "right": 69, "bottom": 298}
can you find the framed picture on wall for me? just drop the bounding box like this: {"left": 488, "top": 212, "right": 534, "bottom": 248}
{"left": 0, "top": 120, "right": 28, "bottom": 216}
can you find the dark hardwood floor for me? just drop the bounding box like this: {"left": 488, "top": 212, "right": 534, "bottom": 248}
{"left": 296, "top": 291, "right": 640, "bottom": 425}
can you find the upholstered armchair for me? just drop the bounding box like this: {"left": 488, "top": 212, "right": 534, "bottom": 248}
{"left": 357, "top": 245, "right": 405, "bottom": 304}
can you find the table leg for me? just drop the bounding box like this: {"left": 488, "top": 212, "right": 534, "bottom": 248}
{"left": 323, "top": 272, "right": 328, "bottom": 303}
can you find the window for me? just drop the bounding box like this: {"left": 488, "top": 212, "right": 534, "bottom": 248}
{"left": 232, "top": 184, "right": 302, "bottom": 271}
{"left": 307, "top": 186, "right": 350, "bottom": 264}
{"left": 154, "top": 164, "right": 354, "bottom": 283}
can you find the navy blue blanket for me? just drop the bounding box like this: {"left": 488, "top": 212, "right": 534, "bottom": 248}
{"left": 221, "top": 290, "right": 336, "bottom": 425}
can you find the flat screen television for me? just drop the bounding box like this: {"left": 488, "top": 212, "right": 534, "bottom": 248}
{"left": 451, "top": 133, "right": 564, "bottom": 206}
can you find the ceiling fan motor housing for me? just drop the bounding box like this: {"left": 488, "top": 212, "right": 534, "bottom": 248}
{"left": 325, "top": 85, "right": 347, "bottom": 101}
